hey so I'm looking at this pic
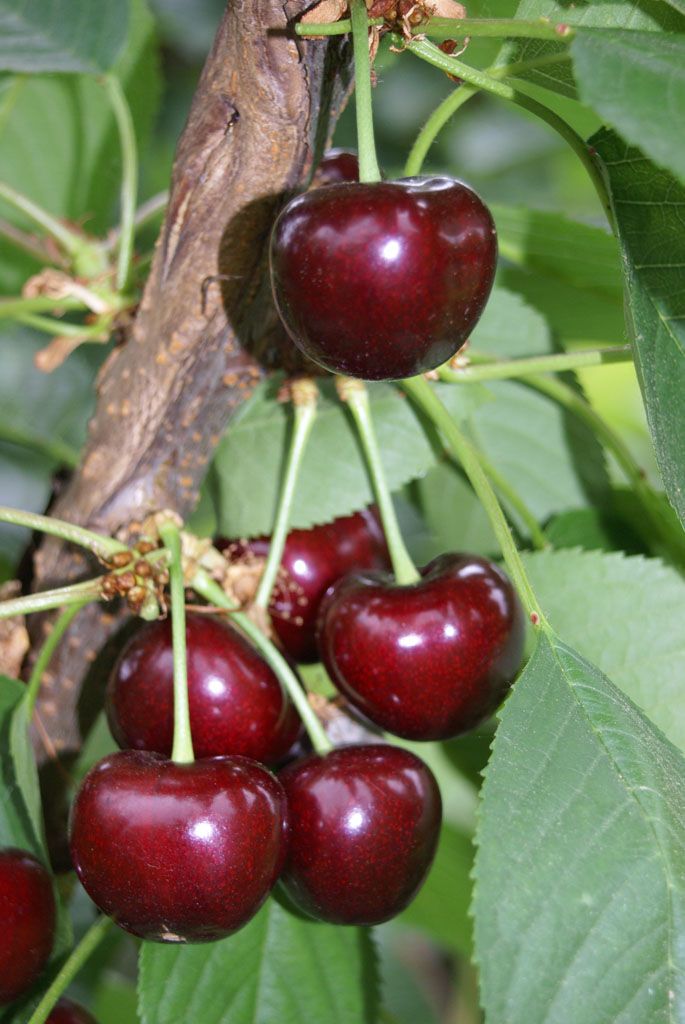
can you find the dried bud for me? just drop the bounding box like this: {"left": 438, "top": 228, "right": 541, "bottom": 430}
{"left": 135, "top": 560, "right": 153, "bottom": 578}
{"left": 117, "top": 572, "right": 136, "bottom": 593}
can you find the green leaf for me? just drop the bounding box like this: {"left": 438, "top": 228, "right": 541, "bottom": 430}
{"left": 0, "top": 0, "right": 131, "bottom": 73}
{"left": 544, "top": 505, "right": 644, "bottom": 555}
{"left": 573, "top": 30, "right": 685, "bottom": 184}
{"left": 397, "top": 823, "right": 473, "bottom": 957}
{"left": 497, "top": 0, "right": 685, "bottom": 100}
{"left": 0, "top": 675, "right": 40, "bottom": 851}
{"left": 469, "top": 282, "right": 552, "bottom": 355}
{"left": 212, "top": 378, "right": 437, "bottom": 537}
{"left": 376, "top": 931, "right": 440, "bottom": 1024}
{"left": 592, "top": 129, "right": 685, "bottom": 527}
{"left": 0, "top": 0, "right": 160, "bottom": 244}
{"left": 492, "top": 205, "right": 621, "bottom": 300}
{"left": 524, "top": 548, "right": 685, "bottom": 754}
{"left": 474, "top": 632, "right": 685, "bottom": 1023}
{"left": 138, "top": 897, "right": 378, "bottom": 1024}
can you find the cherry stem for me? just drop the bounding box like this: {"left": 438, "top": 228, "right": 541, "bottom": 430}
{"left": 0, "top": 217, "right": 58, "bottom": 264}
{"left": 26, "top": 916, "right": 113, "bottom": 1024}
{"left": 0, "top": 295, "right": 87, "bottom": 320}
{"left": 0, "top": 580, "right": 102, "bottom": 622}
{"left": 473, "top": 449, "right": 548, "bottom": 551}
{"left": 297, "top": 17, "right": 573, "bottom": 40}
{"left": 405, "top": 85, "right": 477, "bottom": 177}
{"left": 104, "top": 191, "right": 168, "bottom": 251}
{"left": 254, "top": 379, "right": 319, "bottom": 611}
{"left": 0, "top": 181, "right": 89, "bottom": 262}
{"left": 159, "top": 520, "right": 195, "bottom": 764}
{"left": 103, "top": 74, "right": 138, "bottom": 293}
{"left": 439, "top": 345, "right": 632, "bottom": 382}
{"left": 192, "top": 568, "right": 333, "bottom": 755}
{"left": 25, "top": 602, "right": 89, "bottom": 713}
{"left": 337, "top": 377, "right": 420, "bottom": 586}
{"left": 0, "top": 422, "right": 80, "bottom": 469}
{"left": 16, "top": 312, "right": 110, "bottom": 340}
{"left": 0, "top": 506, "right": 128, "bottom": 559}
{"left": 350, "top": 0, "right": 382, "bottom": 184}
{"left": 403, "top": 37, "right": 614, "bottom": 228}
{"left": 402, "top": 375, "right": 545, "bottom": 625}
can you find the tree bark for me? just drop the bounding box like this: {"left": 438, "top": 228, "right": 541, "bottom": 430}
{"left": 29, "top": 0, "right": 352, "bottom": 758}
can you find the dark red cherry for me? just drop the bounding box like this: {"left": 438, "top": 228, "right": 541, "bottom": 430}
{"left": 220, "top": 507, "right": 389, "bottom": 663}
{"left": 47, "top": 998, "right": 97, "bottom": 1023}
{"left": 270, "top": 176, "right": 497, "bottom": 381}
{"left": 279, "top": 744, "right": 441, "bottom": 925}
{"left": 69, "top": 751, "right": 288, "bottom": 942}
{"left": 312, "top": 148, "right": 359, "bottom": 186}
{"left": 318, "top": 553, "right": 525, "bottom": 740}
{"left": 0, "top": 847, "right": 55, "bottom": 1004}
{"left": 106, "top": 613, "right": 302, "bottom": 763}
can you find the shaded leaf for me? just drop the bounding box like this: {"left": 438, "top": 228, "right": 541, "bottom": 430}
{"left": 592, "top": 129, "right": 685, "bottom": 526}
{"left": 0, "top": 675, "right": 39, "bottom": 851}
{"left": 0, "top": 0, "right": 131, "bottom": 73}
{"left": 138, "top": 897, "right": 378, "bottom": 1024}
{"left": 524, "top": 548, "right": 685, "bottom": 754}
{"left": 474, "top": 632, "right": 685, "bottom": 1023}
{"left": 573, "top": 30, "right": 685, "bottom": 184}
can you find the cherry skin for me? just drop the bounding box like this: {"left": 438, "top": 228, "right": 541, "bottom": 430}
{"left": 69, "top": 751, "right": 288, "bottom": 943}
{"left": 220, "top": 507, "right": 389, "bottom": 663}
{"left": 279, "top": 744, "right": 441, "bottom": 925}
{"left": 312, "top": 148, "right": 359, "bottom": 186}
{"left": 106, "top": 613, "right": 302, "bottom": 763}
{"left": 47, "top": 999, "right": 97, "bottom": 1024}
{"left": 270, "top": 176, "right": 497, "bottom": 381}
{"left": 0, "top": 847, "right": 56, "bottom": 1005}
{"left": 318, "top": 553, "right": 525, "bottom": 740}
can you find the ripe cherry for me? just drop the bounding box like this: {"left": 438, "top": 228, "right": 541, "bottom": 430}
{"left": 312, "top": 148, "right": 359, "bottom": 186}
{"left": 47, "top": 998, "right": 97, "bottom": 1023}
{"left": 279, "top": 744, "right": 441, "bottom": 925}
{"left": 318, "top": 553, "right": 525, "bottom": 740}
{"left": 69, "top": 751, "right": 288, "bottom": 942}
{"left": 0, "top": 847, "right": 56, "bottom": 1004}
{"left": 106, "top": 613, "right": 302, "bottom": 763}
{"left": 270, "top": 176, "right": 497, "bottom": 380}
{"left": 220, "top": 507, "right": 389, "bottom": 663}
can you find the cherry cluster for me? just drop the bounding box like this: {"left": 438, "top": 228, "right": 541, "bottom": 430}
{"left": 1, "top": 150, "right": 523, "bottom": 1012}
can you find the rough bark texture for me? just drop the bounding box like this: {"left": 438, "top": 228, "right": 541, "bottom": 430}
{"left": 29, "top": 1, "right": 352, "bottom": 759}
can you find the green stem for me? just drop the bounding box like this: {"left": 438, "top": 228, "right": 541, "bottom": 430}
{"left": 475, "top": 450, "right": 548, "bottom": 550}
{"left": 350, "top": 0, "right": 382, "bottom": 183}
{"left": 254, "top": 381, "right": 318, "bottom": 610}
{"left": 402, "top": 376, "right": 544, "bottom": 623}
{"left": 297, "top": 17, "right": 574, "bottom": 41}
{"left": 0, "top": 295, "right": 87, "bottom": 320}
{"left": 0, "top": 181, "right": 87, "bottom": 260}
{"left": 338, "top": 378, "right": 419, "bottom": 585}
{"left": 0, "top": 580, "right": 102, "bottom": 622}
{"left": 0, "top": 217, "right": 57, "bottom": 264}
{"left": 404, "top": 85, "right": 477, "bottom": 177}
{"left": 0, "top": 506, "right": 127, "bottom": 558}
{"left": 439, "top": 345, "right": 632, "bottom": 382}
{"left": 192, "top": 569, "right": 333, "bottom": 755}
{"left": 525, "top": 374, "right": 644, "bottom": 487}
{"left": 0, "top": 422, "right": 80, "bottom": 468}
{"left": 103, "top": 75, "right": 138, "bottom": 292}
{"left": 104, "top": 191, "right": 168, "bottom": 251}
{"left": 27, "top": 917, "right": 112, "bottom": 1024}
{"left": 159, "top": 521, "right": 194, "bottom": 764}
{"left": 403, "top": 38, "right": 613, "bottom": 226}
{"left": 16, "top": 313, "right": 108, "bottom": 339}
{"left": 25, "top": 602, "right": 88, "bottom": 712}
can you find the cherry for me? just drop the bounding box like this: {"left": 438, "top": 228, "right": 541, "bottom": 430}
{"left": 106, "top": 613, "right": 302, "bottom": 763}
{"left": 279, "top": 744, "right": 441, "bottom": 925}
{"left": 318, "top": 553, "right": 525, "bottom": 740}
{"left": 0, "top": 847, "right": 55, "bottom": 1004}
{"left": 47, "top": 998, "right": 97, "bottom": 1023}
{"left": 69, "top": 751, "right": 288, "bottom": 942}
{"left": 312, "top": 148, "right": 359, "bottom": 186}
{"left": 270, "top": 176, "right": 497, "bottom": 381}
{"left": 220, "top": 507, "right": 389, "bottom": 663}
